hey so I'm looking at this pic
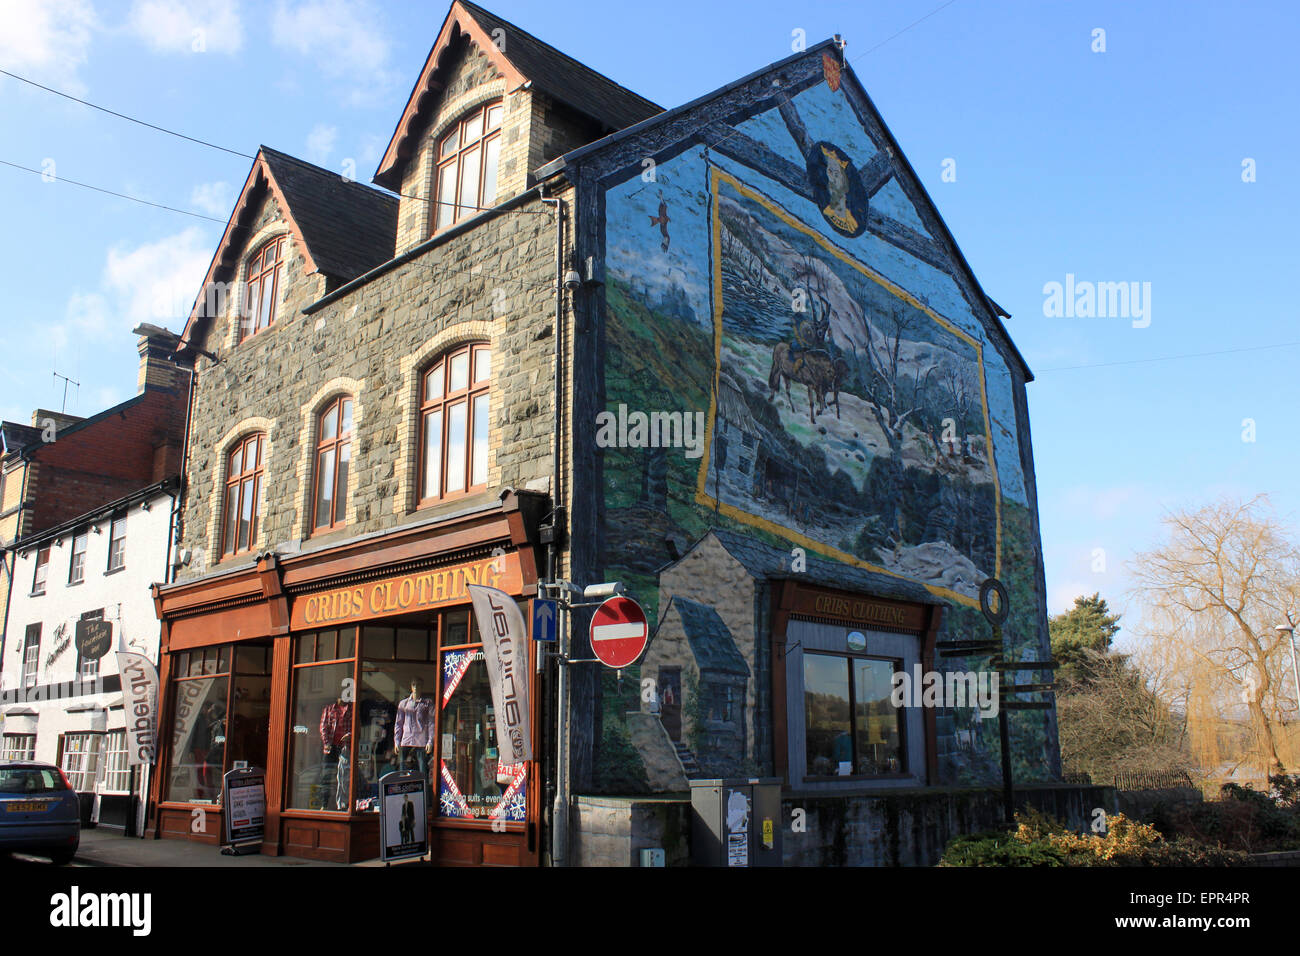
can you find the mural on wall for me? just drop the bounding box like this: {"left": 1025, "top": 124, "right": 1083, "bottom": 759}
{"left": 595, "top": 57, "right": 1051, "bottom": 793}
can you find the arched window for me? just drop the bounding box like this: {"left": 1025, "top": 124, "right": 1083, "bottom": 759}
{"left": 222, "top": 433, "right": 264, "bottom": 556}
{"left": 241, "top": 237, "right": 285, "bottom": 342}
{"left": 433, "top": 101, "right": 503, "bottom": 233}
{"left": 419, "top": 343, "right": 490, "bottom": 503}
{"left": 313, "top": 396, "right": 353, "bottom": 533}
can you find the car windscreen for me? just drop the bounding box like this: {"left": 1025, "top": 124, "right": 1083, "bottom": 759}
{"left": 0, "top": 768, "right": 67, "bottom": 794}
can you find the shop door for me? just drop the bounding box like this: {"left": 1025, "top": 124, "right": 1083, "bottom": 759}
{"left": 660, "top": 667, "right": 682, "bottom": 741}
{"left": 228, "top": 642, "right": 273, "bottom": 772}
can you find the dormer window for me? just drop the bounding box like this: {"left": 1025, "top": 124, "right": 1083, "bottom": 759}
{"left": 433, "top": 101, "right": 503, "bottom": 233}
{"left": 241, "top": 237, "right": 286, "bottom": 342}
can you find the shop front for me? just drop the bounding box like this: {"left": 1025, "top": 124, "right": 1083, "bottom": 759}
{"left": 149, "top": 492, "right": 546, "bottom": 864}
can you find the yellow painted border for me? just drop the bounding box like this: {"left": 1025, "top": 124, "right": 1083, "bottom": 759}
{"left": 697, "top": 166, "right": 1004, "bottom": 608}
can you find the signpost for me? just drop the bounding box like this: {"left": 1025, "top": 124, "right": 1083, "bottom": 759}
{"left": 379, "top": 770, "right": 428, "bottom": 864}
{"left": 532, "top": 598, "right": 557, "bottom": 643}
{"left": 588, "top": 596, "right": 648, "bottom": 669}
{"left": 221, "top": 767, "right": 265, "bottom": 854}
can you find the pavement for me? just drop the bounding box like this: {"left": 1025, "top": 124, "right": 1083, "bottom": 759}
{"left": 7, "top": 826, "right": 424, "bottom": 868}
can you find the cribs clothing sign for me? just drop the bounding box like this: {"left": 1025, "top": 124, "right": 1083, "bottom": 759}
{"left": 395, "top": 696, "right": 434, "bottom": 748}
{"left": 467, "top": 585, "right": 531, "bottom": 764}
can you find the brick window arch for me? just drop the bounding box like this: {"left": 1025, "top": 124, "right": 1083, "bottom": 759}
{"left": 312, "top": 396, "right": 353, "bottom": 533}
{"left": 419, "top": 342, "right": 490, "bottom": 504}
{"left": 241, "top": 236, "right": 285, "bottom": 342}
{"left": 432, "top": 100, "right": 503, "bottom": 233}
{"left": 222, "top": 433, "right": 265, "bottom": 556}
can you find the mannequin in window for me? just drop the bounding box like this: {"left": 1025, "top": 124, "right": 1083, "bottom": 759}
{"left": 319, "top": 693, "right": 352, "bottom": 810}
{"left": 393, "top": 676, "right": 433, "bottom": 777}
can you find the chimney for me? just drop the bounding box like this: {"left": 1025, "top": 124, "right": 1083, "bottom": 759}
{"left": 132, "top": 323, "right": 183, "bottom": 393}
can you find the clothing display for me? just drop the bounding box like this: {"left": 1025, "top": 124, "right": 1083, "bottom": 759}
{"left": 398, "top": 746, "right": 429, "bottom": 776}
{"left": 319, "top": 701, "right": 352, "bottom": 752}
{"left": 394, "top": 696, "right": 434, "bottom": 748}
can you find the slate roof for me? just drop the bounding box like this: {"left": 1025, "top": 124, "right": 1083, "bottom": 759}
{"left": 0, "top": 421, "right": 44, "bottom": 456}
{"left": 259, "top": 147, "right": 398, "bottom": 283}
{"left": 457, "top": 1, "right": 662, "bottom": 132}
{"left": 668, "top": 597, "right": 749, "bottom": 676}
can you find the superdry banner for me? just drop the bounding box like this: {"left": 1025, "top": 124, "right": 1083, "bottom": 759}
{"left": 467, "top": 585, "right": 531, "bottom": 765}
{"left": 116, "top": 651, "right": 159, "bottom": 765}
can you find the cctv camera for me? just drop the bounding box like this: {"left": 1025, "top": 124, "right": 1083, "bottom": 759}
{"left": 563, "top": 270, "right": 581, "bottom": 292}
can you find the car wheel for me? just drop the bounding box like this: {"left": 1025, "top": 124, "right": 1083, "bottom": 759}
{"left": 48, "top": 847, "right": 77, "bottom": 866}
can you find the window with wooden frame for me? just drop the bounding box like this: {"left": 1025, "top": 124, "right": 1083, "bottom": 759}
{"left": 240, "top": 236, "right": 286, "bottom": 342}
{"left": 32, "top": 546, "right": 50, "bottom": 594}
{"left": 107, "top": 515, "right": 127, "bottom": 571}
{"left": 432, "top": 101, "right": 503, "bottom": 233}
{"left": 312, "top": 396, "right": 353, "bottom": 533}
{"left": 68, "top": 530, "right": 88, "bottom": 584}
{"left": 22, "top": 624, "right": 40, "bottom": 689}
{"left": 221, "top": 433, "right": 265, "bottom": 558}
{"left": 418, "top": 343, "right": 490, "bottom": 505}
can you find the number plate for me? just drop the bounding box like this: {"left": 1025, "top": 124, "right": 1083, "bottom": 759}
{"left": 5, "top": 801, "right": 53, "bottom": 812}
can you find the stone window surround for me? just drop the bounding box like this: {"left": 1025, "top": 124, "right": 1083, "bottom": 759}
{"left": 223, "top": 222, "right": 297, "bottom": 352}
{"left": 293, "top": 377, "right": 365, "bottom": 540}
{"left": 206, "top": 416, "right": 276, "bottom": 568}
{"left": 395, "top": 320, "right": 496, "bottom": 515}
{"left": 411, "top": 80, "right": 508, "bottom": 239}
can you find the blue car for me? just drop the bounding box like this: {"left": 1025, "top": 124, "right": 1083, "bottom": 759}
{"left": 0, "top": 761, "right": 81, "bottom": 864}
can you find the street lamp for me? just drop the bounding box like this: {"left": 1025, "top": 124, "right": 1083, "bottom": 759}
{"left": 1275, "top": 618, "right": 1300, "bottom": 724}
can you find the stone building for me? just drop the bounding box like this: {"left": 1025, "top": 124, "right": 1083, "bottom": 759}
{"left": 150, "top": 1, "right": 1059, "bottom": 867}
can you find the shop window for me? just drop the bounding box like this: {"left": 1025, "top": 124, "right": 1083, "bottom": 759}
{"left": 240, "top": 236, "right": 285, "bottom": 342}
{"left": 803, "top": 652, "right": 904, "bottom": 778}
{"left": 69, "top": 530, "right": 88, "bottom": 584}
{"left": 352, "top": 625, "right": 439, "bottom": 814}
{"left": 32, "top": 546, "right": 50, "bottom": 594}
{"left": 1, "top": 734, "right": 36, "bottom": 761}
{"left": 165, "top": 646, "right": 232, "bottom": 804}
{"left": 432, "top": 100, "right": 503, "bottom": 233}
{"left": 221, "top": 433, "right": 265, "bottom": 558}
{"left": 60, "top": 732, "right": 102, "bottom": 791}
{"left": 107, "top": 516, "right": 127, "bottom": 571}
{"left": 312, "top": 396, "right": 353, "bottom": 533}
{"left": 22, "top": 623, "right": 40, "bottom": 689}
{"left": 418, "top": 343, "right": 490, "bottom": 505}
{"left": 287, "top": 628, "right": 359, "bottom": 812}
{"left": 438, "top": 606, "right": 527, "bottom": 823}
{"left": 102, "top": 730, "right": 129, "bottom": 792}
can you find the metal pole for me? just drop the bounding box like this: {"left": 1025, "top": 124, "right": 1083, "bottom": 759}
{"left": 995, "top": 623, "right": 1014, "bottom": 824}
{"left": 1289, "top": 625, "right": 1300, "bottom": 729}
{"left": 552, "top": 598, "right": 569, "bottom": 867}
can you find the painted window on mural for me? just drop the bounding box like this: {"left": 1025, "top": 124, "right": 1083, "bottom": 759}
{"left": 419, "top": 343, "right": 490, "bottom": 504}
{"left": 432, "top": 101, "right": 503, "bottom": 232}
{"left": 222, "top": 434, "right": 264, "bottom": 557}
{"left": 287, "top": 629, "right": 357, "bottom": 812}
{"left": 240, "top": 236, "right": 285, "bottom": 342}
{"left": 803, "top": 652, "right": 903, "bottom": 778}
{"left": 438, "top": 607, "right": 526, "bottom": 823}
{"left": 313, "top": 397, "right": 353, "bottom": 533}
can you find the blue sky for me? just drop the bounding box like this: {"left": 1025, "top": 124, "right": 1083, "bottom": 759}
{"left": 1, "top": 0, "right": 1295, "bottom": 640}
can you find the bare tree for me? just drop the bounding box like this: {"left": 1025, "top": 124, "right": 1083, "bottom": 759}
{"left": 1129, "top": 495, "right": 1300, "bottom": 776}
{"left": 860, "top": 303, "right": 936, "bottom": 462}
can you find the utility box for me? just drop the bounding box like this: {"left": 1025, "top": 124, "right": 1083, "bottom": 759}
{"left": 689, "top": 778, "right": 783, "bottom": 867}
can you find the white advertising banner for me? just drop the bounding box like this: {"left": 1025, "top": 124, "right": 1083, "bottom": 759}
{"left": 467, "top": 585, "right": 532, "bottom": 764}
{"left": 116, "top": 651, "right": 159, "bottom": 765}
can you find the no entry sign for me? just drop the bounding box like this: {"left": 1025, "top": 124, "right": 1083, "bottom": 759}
{"left": 589, "top": 596, "right": 648, "bottom": 668}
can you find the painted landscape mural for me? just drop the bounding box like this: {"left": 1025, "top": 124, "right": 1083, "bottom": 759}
{"left": 592, "top": 53, "right": 1054, "bottom": 793}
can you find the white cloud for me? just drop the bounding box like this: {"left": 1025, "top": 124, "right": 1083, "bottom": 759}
{"left": 102, "top": 225, "right": 214, "bottom": 326}
{"left": 190, "top": 180, "right": 234, "bottom": 216}
{"left": 271, "top": 0, "right": 395, "bottom": 104}
{"left": 127, "top": 0, "right": 242, "bottom": 55}
{"left": 0, "top": 0, "right": 99, "bottom": 95}
{"left": 305, "top": 123, "right": 337, "bottom": 164}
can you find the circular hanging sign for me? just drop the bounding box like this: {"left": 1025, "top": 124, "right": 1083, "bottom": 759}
{"left": 847, "top": 631, "right": 867, "bottom": 652}
{"left": 978, "top": 578, "right": 1010, "bottom": 627}
{"left": 588, "top": 597, "right": 649, "bottom": 669}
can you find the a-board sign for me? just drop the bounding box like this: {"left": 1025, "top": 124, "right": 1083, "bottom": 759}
{"left": 380, "top": 770, "right": 428, "bottom": 863}
{"left": 222, "top": 768, "right": 265, "bottom": 848}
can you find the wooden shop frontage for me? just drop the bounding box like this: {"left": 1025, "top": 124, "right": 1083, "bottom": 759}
{"left": 147, "top": 492, "right": 546, "bottom": 865}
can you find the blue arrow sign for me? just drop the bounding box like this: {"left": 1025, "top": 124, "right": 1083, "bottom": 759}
{"left": 531, "top": 598, "right": 558, "bottom": 642}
